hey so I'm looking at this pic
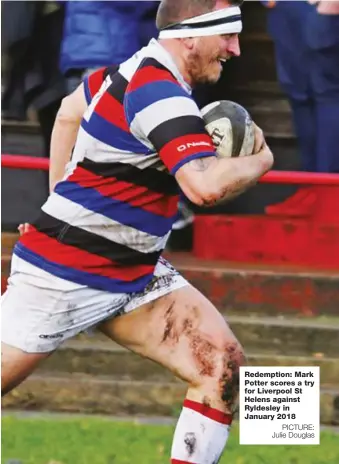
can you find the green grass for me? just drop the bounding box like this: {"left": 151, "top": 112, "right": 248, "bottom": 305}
{"left": 2, "top": 416, "right": 339, "bottom": 464}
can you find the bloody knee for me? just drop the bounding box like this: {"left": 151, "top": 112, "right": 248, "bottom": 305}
{"left": 219, "top": 341, "right": 245, "bottom": 411}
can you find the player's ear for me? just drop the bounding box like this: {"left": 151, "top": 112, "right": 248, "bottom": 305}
{"left": 181, "top": 37, "right": 196, "bottom": 50}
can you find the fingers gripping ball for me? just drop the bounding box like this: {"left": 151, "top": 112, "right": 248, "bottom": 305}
{"left": 201, "top": 100, "right": 255, "bottom": 158}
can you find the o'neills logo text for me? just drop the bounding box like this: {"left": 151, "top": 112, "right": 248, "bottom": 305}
{"left": 177, "top": 141, "right": 212, "bottom": 152}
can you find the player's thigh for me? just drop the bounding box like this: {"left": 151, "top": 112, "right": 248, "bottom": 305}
{"left": 100, "top": 284, "right": 244, "bottom": 385}
{"left": 1, "top": 278, "right": 58, "bottom": 394}
{"left": 1, "top": 260, "right": 127, "bottom": 393}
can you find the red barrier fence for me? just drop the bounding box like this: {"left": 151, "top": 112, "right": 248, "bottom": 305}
{"left": 2, "top": 153, "right": 339, "bottom": 269}
{"left": 2, "top": 155, "right": 50, "bottom": 171}
{"left": 2, "top": 154, "right": 339, "bottom": 185}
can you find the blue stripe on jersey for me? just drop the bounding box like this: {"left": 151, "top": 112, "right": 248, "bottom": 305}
{"left": 125, "top": 81, "right": 188, "bottom": 125}
{"left": 83, "top": 75, "right": 91, "bottom": 104}
{"left": 171, "top": 152, "right": 217, "bottom": 175}
{"left": 14, "top": 243, "right": 154, "bottom": 293}
{"left": 81, "top": 111, "right": 150, "bottom": 154}
{"left": 55, "top": 181, "right": 176, "bottom": 237}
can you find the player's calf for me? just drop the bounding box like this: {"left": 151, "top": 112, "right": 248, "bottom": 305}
{"left": 171, "top": 336, "right": 245, "bottom": 463}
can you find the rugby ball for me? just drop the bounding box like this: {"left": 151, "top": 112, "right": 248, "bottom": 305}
{"left": 201, "top": 100, "right": 255, "bottom": 158}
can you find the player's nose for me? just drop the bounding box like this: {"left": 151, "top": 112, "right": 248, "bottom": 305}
{"left": 227, "top": 35, "right": 241, "bottom": 57}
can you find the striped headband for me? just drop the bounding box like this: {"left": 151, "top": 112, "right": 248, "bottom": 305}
{"left": 158, "top": 6, "right": 242, "bottom": 39}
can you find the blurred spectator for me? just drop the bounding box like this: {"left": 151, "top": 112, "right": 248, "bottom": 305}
{"left": 59, "top": 1, "right": 159, "bottom": 93}
{"left": 263, "top": 0, "right": 339, "bottom": 173}
{"left": 2, "top": 1, "right": 67, "bottom": 158}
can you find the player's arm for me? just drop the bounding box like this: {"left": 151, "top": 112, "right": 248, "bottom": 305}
{"left": 175, "top": 124, "right": 273, "bottom": 206}
{"left": 49, "top": 84, "right": 87, "bottom": 193}
{"left": 126, "top": 76, "right": 273, "bottom": 207}
{"left": 49, "top": 67, "right": 109, "bottom": 192}
{"left": 18, "top": 85, "right": 87, "bottom": 236}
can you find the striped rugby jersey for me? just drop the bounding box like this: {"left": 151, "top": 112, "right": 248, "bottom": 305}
{"left": 14, "top": 39, "right": 216, "bottom": 293}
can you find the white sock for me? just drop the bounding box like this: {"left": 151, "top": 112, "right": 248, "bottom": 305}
{"left": 171, "top": 399, "right": 232, "bottom": 464}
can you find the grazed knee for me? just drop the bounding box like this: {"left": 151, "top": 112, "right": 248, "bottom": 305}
{"left": 186, "top": 327, "right": 245, "bottom": 401}
{"left": 188, "top": 334, "right": 245, "bottom": 413}
{"left": 159, "top": 300, "right": 245, "bottom": 397}
{"left": 219, "top": 341, "right": 245, "bottom": 412}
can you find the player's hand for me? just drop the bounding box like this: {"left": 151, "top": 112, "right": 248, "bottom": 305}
{"left": 317, "top": 1, "right": 339, "bottom": 14}
{"left": 18, "top": 223, "right": 30, "bottom": 236}
{"left": 308, "top": 0, "right": 339, "bottom": 14}
{"left": 252, "top": 122, "right": 265, "bottom": 154}
{"left": 255, "top": 140, "right": 274, "bottom": 171}
{"left": 252, "top": 123, "right": 274, "bottom": 169}
{"left": 262, "top": 1, "right": 277, "bottom": 8}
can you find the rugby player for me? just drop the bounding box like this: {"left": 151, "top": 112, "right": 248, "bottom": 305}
{"left": 2, "top": 0, "right": 273, "bottom": 462}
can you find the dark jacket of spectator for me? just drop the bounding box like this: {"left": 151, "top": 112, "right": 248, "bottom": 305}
{"left": 60, "top": 1, "right": 159, "bottom": 74}
{"left": 2, "top": 1, "right": 66, "bottom": 120}
{"left": 263, "top": 0, "right": 339, "bottom": 172}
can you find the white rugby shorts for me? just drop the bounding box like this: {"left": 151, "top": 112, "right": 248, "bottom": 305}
{"left": 1, "top": 255, "right": 188, "bottom": 353}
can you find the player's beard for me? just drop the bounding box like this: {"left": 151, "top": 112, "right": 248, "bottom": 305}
{"left": 187, "top": 47, "right": 223, "bottom": 86}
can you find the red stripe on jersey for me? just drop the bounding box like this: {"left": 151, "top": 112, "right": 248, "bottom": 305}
{"left": 20, "top": 227, "right": 153, "bottom": 281}
{"left": 87, "top": 68, "right": 105, "bottom": 100}
{"left": 68, "top": 167, "right": 179, "bottom": 218}
{"left": 160, "top": 134, "right": 215, "bottom": 172}
{"left": 94, "top": 91, "right": 129, "bottom": 132}
{"left": 128, "top": 66, "right": 178, "bottom": 93}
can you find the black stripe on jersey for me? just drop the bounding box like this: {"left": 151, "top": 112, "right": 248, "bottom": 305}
{"left": 78, "top": 159, "right": 179, "bottom": 196}
{"left": 148, "top": 115, "right": 207, "bottom": 151}
{"left": 106, "top": 71, "right": 129, "bottom": 105}
{"left": 103, "top": 65, "right": 119, "bottom": 80}
{"left": 33, "top": 212, "right": 161, "bottom": 266}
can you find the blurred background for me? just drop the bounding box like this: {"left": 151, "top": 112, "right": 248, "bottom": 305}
{"left": 1, "top": 1, "right": 339, "bottom": 462}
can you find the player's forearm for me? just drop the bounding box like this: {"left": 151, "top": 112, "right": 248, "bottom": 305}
{"left": 49, "top": 112, "right": 80, "bottom": 192}
{"left": 204, "top": 148, "right": 273, "bottom": 205}
{"left": 177, "top": 146, "right": 273, "bottom": 207}
{"left": 49, "top": 84, "right": 87, "bottom": 193}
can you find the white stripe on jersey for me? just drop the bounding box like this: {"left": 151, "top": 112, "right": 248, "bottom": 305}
{"left": 130, "top": 96, "right": 202, "bottom": 138}
{"left": 73, "top": 127, "right": 133, "bottom": 161}
{"left": 74, "top": 129, "right": 166, "bottom": 171}
{"left": 42, "top": 193, "right": 171, "bottom": 254}
{"left": 71, "top": 127, "right": 96, "bottom": 164}
{"left": 119, "top": 39, "right": 192, "bottom": 96}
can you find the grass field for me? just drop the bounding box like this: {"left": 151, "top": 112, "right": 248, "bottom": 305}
{"left": 2, "top": 416, "right": 339, "bottom": 464}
